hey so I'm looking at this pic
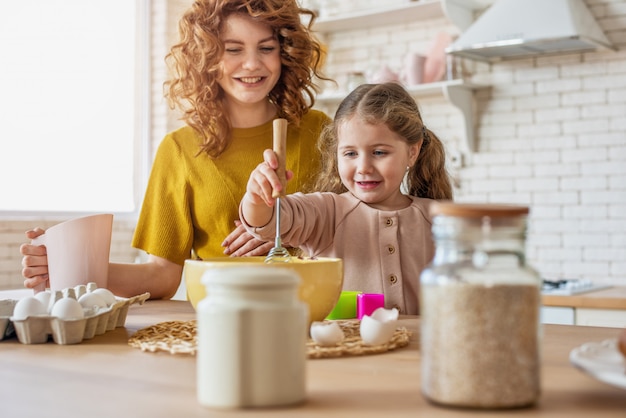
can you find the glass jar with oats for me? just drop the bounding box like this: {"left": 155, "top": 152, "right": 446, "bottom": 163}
{"left": 420, "top": 202, "right": 541, "bottom": 409}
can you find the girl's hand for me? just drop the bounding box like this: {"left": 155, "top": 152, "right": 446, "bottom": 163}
{"left": 20, "top": 228, "right": 49, "bottom": 289}
{"left": 245, "top": 149, "right": 293, "bottom": 207}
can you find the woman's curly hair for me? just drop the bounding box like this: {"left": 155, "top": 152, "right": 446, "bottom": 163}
{"left": 313, "top": 82, "right": 453, "bottom": 200}
{"left": 164, "top": 0, "right": 328, "bottom": 158}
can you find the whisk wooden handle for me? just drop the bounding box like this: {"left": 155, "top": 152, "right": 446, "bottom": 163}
{"left": 272, "top": 118, "right": 288, "bottom": 198}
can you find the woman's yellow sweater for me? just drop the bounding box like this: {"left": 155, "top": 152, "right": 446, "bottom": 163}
{"left": 132, "top": 110, "right": 330, "bottom": 265}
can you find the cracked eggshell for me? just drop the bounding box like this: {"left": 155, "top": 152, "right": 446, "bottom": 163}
{"left": 360, "top": 307, "right": 399, "bottom": 346}
{"left": 310, "top": 321, "right": 344, "bottom": 346}
{"left": 12, "top": 297, "right": 48, "bottom": 320}
{"left": 370, "top": 306, "right": 399, "bottom": 322}
{"left": 51, "top": 298, "right": 85, "bottom": 320}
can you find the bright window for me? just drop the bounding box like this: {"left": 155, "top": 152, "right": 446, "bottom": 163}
{"left": 0, "top": 0, "right": 147, "bottom": 214}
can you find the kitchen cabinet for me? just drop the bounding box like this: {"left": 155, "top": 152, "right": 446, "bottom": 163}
{"left": 542, "top": 307, "right": 626, "bottom": 328}
{"left": 541, "top": 306, "right": 576, "bottom": 326}
{"left": 576, "top": 308, "right": 626, "bottom": 328}
{"left": 309, "top": 0, "right": 495, "bottom": 153}
{"left": 541, "top": 287, "right": 626, "bottom": 327}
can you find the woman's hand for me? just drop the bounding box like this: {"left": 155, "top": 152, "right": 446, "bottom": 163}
{"left": 20, "top": 228, "right": 49, "bottom": 289}
{"left": 222, "top": 220, "right": 274, "bottom": 257}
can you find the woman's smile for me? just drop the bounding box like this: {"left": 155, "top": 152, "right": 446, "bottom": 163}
{"left": 237, "top": 76, "right": 265, "bottom": 84}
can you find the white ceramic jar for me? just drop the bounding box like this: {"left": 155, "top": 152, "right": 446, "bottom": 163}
{"left": 196, "top": 266, "right": 308, "bottom": 409}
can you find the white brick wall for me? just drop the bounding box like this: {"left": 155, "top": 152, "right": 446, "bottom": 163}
{"left": 315, "top": 0, "right": 626, "bottom": 286}
{"left": 0, "top": 0, "right": 624, "bottom": 290}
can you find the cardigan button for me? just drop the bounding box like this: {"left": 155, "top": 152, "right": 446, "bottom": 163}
{"left": 385, "top": 218, "right": 393, "bottom": 226}
{"left": 388, "top": 274, "right": 398, "bottom": 284}
{"left": 387, "top": 245, "right": 395, "bottom": 254}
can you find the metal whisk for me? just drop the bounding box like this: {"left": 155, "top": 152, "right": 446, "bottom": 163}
{"left": 265, "top": 118, "right": 291, "bottom": 264}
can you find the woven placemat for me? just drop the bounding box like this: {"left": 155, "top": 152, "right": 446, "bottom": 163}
{"left": 128, "top": 320, "right": 197, "bottom": 354}
{"left": 128, "top": 319, "right": 411, "bottom": 358}
{"left": 307, "top": 320, "right": 412, "bottom": 358}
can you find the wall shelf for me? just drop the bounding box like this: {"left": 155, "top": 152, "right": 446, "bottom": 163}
{"left": 312, "top": 0, "right": 445, "bottom": 33}
{"left": 316, "top": 79, "right": 487, "bottom": 153}
{"left": 311, "top": 1, "right": 494, "bottom": 34}
{"left": 310, "top": 0, "right": 495, "bottom": 154}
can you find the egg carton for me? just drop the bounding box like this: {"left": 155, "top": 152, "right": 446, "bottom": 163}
{"left": 0, "top": 299, "right": 17, "bottom": 340}
{"left": 0, "top": 290, "right": 150, "bottom": 345}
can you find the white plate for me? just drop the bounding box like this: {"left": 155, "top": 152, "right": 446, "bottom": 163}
{"left": 570, "top": 339, "right": 626, "bottom": 390}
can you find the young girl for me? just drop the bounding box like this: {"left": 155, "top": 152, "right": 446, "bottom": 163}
{"left": 240, "top": 82, "right": 453, "bottom": 315}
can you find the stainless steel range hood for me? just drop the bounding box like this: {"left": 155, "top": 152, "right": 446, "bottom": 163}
{"left": 446, "top": 0, "right": 615, "bottom": 62}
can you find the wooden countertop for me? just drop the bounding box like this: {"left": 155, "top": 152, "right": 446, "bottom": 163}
{"left": 542, "top": 286, "right": 626, "bottom": 310}
{"left": 1, "top": 293, "right": 625, "bottom": 417}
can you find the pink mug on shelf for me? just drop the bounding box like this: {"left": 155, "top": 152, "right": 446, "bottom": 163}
{"left": 401, "top": 52, "right": 426, "bottom": 86}
{"left": 367, "top": 65, "right": 399, "bottom": 84}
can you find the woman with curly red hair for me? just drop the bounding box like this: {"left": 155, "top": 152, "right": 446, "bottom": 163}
{"left": 21, "top": 0, "right": 331, "bottom": 299}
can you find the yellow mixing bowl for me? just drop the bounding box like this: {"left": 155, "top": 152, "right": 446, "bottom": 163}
{"left": 183, "top": 257, "right": 344, "bottom": 324}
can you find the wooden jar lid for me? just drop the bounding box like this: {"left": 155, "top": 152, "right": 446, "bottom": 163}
{"left": 430, "top": 201, "right": 529, "bottom": 218}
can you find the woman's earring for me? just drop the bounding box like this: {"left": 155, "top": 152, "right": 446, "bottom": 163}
{"left": 406, "top": 165, "right": 410, "bottom": 172}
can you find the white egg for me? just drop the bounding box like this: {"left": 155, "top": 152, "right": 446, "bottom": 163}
{"left": 34, "top": 291, "right": 52, "bottom": 309}
{"left": 12, "top": 296, "right": 47, "bottom": 320}
{"left": 310, "top": 321, "right": 344, "bottom": 346}
{"left": 360, "top": 307, "right": 399, "bottom": 346}
{"left": 51, "top": 298, "right": 85, "bottom": 320}
{"left": 78, "top": 292, "right": 108, "bottom": 310}
{"left": 91, "top": 288, "right": 116, "bottom": 306}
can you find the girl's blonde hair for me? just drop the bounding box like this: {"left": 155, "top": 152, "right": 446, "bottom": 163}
{"left": 165, "top": 0, "right": 328, "bottom": 158}
{"left": 312, "top": 82, "right": 453, "bottom": 200}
